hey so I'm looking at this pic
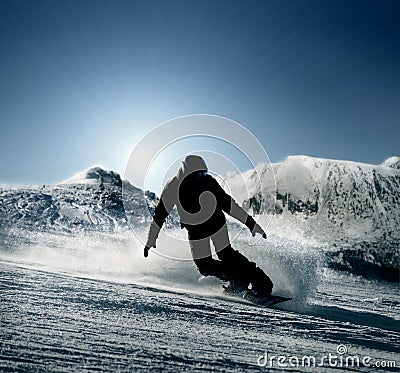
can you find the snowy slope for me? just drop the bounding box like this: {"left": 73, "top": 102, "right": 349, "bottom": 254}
{"left": 1, "top": 262, "right": 398, "bottom": 372}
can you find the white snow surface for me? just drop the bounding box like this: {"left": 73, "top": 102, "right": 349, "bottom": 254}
{"left": 1, "top": 230, "right": 399, "bottom": 371}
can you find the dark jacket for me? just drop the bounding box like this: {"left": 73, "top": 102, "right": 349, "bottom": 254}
{"left": 151, "top": 171, "right": 255, "bottom": 240}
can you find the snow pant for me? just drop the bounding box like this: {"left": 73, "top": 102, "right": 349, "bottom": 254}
{"left": 188, "top": 224, "right": 273, "bottom": 295}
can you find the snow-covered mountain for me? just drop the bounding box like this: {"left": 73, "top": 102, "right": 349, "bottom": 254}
{"left": 0, "top": 157, "right": 399, "bottom": 281}
{"left": 0, "top": 167, "right": 145, "bottom": 234}
{"left": 382, "top": 156, "right": 400, "bottom": 169}
{"left": 224, "top": 155, "right": 400, "bottom": 242}
{"left": 60, "top": 166, "right": 123, "bottom": 186}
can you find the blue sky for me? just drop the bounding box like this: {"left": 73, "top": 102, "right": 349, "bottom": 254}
{"left": 0, "top": 0, "right": 399, "bottom": 184}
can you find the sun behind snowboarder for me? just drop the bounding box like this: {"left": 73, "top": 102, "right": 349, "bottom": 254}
{"left": 144, "top": 155, "right": 274, "bottom": 298}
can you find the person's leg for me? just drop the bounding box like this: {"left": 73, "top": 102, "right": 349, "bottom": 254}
{"left": 189, "top": 236, "right": 228, "bottom": 281}
{"left": 211, "top": 225, "right": 250, "bottom": 290}
{"left": 212, "top": 224, "right": 274, "bottom": 296}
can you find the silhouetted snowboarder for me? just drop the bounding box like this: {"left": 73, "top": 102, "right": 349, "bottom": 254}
{"left": 144, "top": 155, "right": 273, "bottom": 297}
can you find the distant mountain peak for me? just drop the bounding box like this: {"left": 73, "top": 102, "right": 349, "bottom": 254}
{"left": 60, "top": 166, "right": 122, "bottom": 186}
{"left": 382, "top": 156, "right": 400, "bottom": 169}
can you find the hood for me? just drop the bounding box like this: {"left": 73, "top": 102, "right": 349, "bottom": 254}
{"left": 177, "top": 155, "right": 208, "bottom": 180}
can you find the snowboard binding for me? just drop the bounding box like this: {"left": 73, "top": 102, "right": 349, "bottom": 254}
{"left": 223, "top": 280, "right": 292, "bottom": 307}
{"left": 222, "top": 280, "right": 249, "bottom": 296}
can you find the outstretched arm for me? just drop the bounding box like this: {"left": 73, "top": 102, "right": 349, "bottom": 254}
{"left": 212, "top": 178, "right": 267, "bottom": 239}
{"left": 229, "top": 198, "right": 267, "bottom": 239}
{"left": 144, "top": 179, "right": 176, "bottom": 257}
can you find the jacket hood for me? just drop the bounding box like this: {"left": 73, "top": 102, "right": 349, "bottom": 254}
{"left": 177, "top": 155, "right": 208, "bottom": 180}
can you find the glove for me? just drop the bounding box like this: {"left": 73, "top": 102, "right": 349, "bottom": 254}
{"left": 146, "top": 221, "right": 161, "bottom": 249}
{"left": 144, "top": 221, "right": 160, "bottom": 258}
{"left": 251, "top": 223, "right": 267, "bottom": 239}
{"left": 245, "top": 216, "right": 267, "bottom": 239}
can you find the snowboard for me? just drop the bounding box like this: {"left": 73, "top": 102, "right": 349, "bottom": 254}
{"left": 243, "top": 291, "right": 292, "bottom": 307}
{"left": 223, "top": 285, "right": 291, "bottom": 307}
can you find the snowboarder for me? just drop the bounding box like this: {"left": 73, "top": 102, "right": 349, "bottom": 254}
{"left": 144, "top": 155, "right": 273, "bottom": 297}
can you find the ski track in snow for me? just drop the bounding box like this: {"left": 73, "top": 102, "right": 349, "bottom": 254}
{"left": 1, "top": 231, "right": 399, "bottom": 372}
